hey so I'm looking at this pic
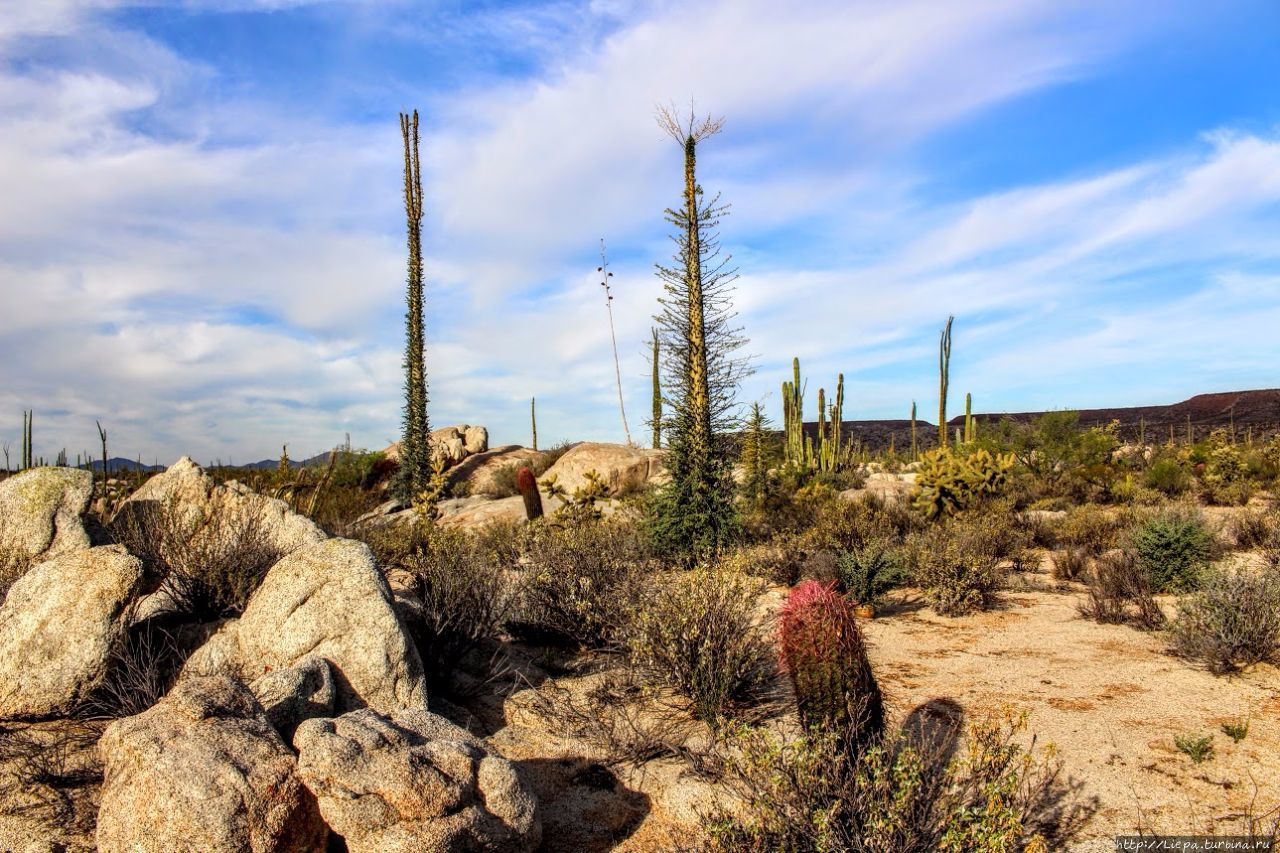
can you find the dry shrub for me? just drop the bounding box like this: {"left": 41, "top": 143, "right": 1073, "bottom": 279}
{"left": 82, "top": 620, "right": 188, "bottom": 719}
{"left": 905, "top": 514, "right": 1016, "bottom": 616}
{"left": 801, "top": 492, "right": 921, "bottom": 554}
{"left": 0, "top": 720, "right": 103, "bottom": 839}
{"left": 1168, "top": 566, "right": 1280, "bottom": 674}
{"left": 109, "top": 498, "right": 286, "bottom": 620}
{"left": 721, "top": 538, "right": 805, "bottom": 587}
{"left": 712, "top": 709, "right": 1081, "bottom": 852}
{"left": 515, "top": 519, "right": 650, "bottom": 648}
{"left": 1079, "top": 551, "right": 1165, "bottom": 630}
{"left": 1054, "top": 505, "right": 1125, "bottom": 557}
{"left": 627, "top": 568, "right": 776, "bottom": 724}
{"left": 1050, "top": 548, "right": 1089, "bottom": 583}
{"left": 1227, "top": 511, "right": 1278, "bottom": 551}
{"left": 399, "top": 525, "right": 519, "bottom": 688}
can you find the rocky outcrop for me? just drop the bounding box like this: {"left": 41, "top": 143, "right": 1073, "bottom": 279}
{"left": 293, "top": 708, "right": 539, "bottom": 853}
{"left": 0, "top": 546, "right": 143, "bottom": 719}
{"left": 183, "top": 538, "right": 427, "bottom": 714}
{"left": 540, "top": 442, "right": 666, "bottom": 497}
{"left": 96, "top": 675, "right": 326, "bottom": 853}
{"left": 450, "top": 445, "right": 542, "bottom": 496}
{"left": 250, "top": 655, "right": 337, "bottom": 740}
{"left": 0, "top": 467, "right": 93, "bottom": 573}
{"left": 383, "top": 425, "right": 490, "bottom": 469}
{"left": 119, "top": 456, "right": 324, "bottom": 559}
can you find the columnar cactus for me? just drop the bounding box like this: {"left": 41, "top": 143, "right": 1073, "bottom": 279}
{"left": 779, "top": 580, "right": 884, "bottom": 755}
{"left": 531, "top": 397, "right": 538, "bottom": 452}
{"left": 938, "top": 315, "right": 953, "bottom": 448}
{"left": 910, "top": 400, "right": 918, "bottom": 461}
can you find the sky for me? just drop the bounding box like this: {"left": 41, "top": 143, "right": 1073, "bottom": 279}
{"left": 1, "top": 0, "right": 1278, "bottom": 465}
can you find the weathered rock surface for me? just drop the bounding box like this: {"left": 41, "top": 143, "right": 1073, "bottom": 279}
{"left": 293, "top": 708, "right": 539, "bottom": 853}
{"left": 251, "top": 655, "right": 337, "bottom": 739}
{"left": 450, "top": 445, "right": 541, "bottom": 495}
{"left": 0, "top": 467, "right": 92, "bottom": 572}
{"left": 0, "top": 546, "right": 143, "bottom": 718}
{"left": 384, "top": 425, "right": 490, "bottom": 468}
{"left": 120, "top": 456, "right": 324, "bottom": 558}
{"left": 541, "top": 442, "right": 666, "bottom": 497}
{"left": 96, "top": 675, "right": 326, "bottom": 853}
{"left": 184, "top": 538, "right": 427, "bottom": 714}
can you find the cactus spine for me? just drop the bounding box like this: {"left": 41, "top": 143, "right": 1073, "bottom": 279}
{"left": 938, "top": 315, "right": 953, "bottom": 449}
{"left": 651, "top": 328, "right": 661, "bottom": 449}
{"left": 531, "top": 397, "right": 538, "bottom": 451}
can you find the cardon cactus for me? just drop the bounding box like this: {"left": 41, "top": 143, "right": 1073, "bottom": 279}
{"left": 779, "top": 581, "right": 884, "bottom": 755}
{"left": 516, "top": 466, "right": 543, "bottom": 521}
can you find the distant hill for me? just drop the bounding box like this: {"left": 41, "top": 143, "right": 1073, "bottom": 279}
{"left": 90, "top": 458, "right": 166, "bottom": 473}
{"left": 828, "top": 389, "right": 1280, "bottom": 453}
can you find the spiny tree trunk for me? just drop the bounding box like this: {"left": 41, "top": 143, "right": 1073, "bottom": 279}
{"left": 393, "top": 110, "right": 431, "bottom": 503}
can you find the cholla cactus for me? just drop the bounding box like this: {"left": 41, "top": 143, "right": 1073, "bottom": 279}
{"left": 779, "top": 580, "right": 884, "bottom": 754}
{"left": 912, "top": 447, "right": 1014, "bottom": 519}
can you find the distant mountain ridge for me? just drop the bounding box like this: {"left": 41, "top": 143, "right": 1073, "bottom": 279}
{"left": 830, "top": 389, "right": 1280, "bottom": 452}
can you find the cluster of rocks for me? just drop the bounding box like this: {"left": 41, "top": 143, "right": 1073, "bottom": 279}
{"left": 0, "top": 461, "right": 541, "bottom": 852}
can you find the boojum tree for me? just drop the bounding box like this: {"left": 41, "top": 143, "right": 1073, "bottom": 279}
{"left": 392, "top": 110, "right": 432, "bottom": 503}
{"left": 649, "top": 105, "right": 750, "bottom": 559}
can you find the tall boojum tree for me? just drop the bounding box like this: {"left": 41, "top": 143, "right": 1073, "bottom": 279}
{"left": 649, "top": 105, "right": 750, "bottom": 559}
{"left": 392, "top": 110, "right": 432, "bottom": 503}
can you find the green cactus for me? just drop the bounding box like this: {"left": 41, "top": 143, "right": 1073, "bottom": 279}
{"left": 651, "top": 328, "right": 661, "bottom": 449}
{"left": 912, "top": 447, "right": 1014, "bottom": 519}
{"left": 938, "top": 315, "right": 953, "bottom": 448}
{"left": 782, "top": 360, "right": 849, "bottom": 473}
{"left": 531, "top": 396, "right": 538, "bottom": 451}
{"left": 964, "top": 392, "right": 974, "bottom": 444}
{"left": 910, "top": 400, "right": 918, "bottom": 461}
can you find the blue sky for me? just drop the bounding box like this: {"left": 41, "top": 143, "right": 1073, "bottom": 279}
{"left": 1, "top": 0, "right": 1278, "bottom": 464}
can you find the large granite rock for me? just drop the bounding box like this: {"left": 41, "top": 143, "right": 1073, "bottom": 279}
{"left": 0, "top": 546, "right": 143, "bottom": 719}
{"left": 540, "top": 442, "right": 666, "bottom": 497}
{"left": 96, "top": 675, "right": 326, "bottom": 853}
{"left": 0, "top": 467, "right": 93, "bottom": 576}
{"left": 293, "top": 708, "right": 539, "bottom": 853}
{"left": 119, "top": 456, "right": 324, "bottom": 559}
{"left": 183, "top": 538, "right": 427, "bottom": 714}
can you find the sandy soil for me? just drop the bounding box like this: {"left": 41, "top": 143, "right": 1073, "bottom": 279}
{"left": 861, "top": 580, "right": 1280, "bottom": 842}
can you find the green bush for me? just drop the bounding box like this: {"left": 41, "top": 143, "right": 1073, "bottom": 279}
{"left": 1168, "top": 566, "right": 1280, "bottom": 674}
{"left": 836, "top": 541, "right": 906, "bottom": 605}
{"left": 626, "top": 568, "right": 775, "bottom": 724}
{"left": 1054, "top": 505, "right": 1125, "bottom": 556}
{"left": 1145, "top": 457, "right": 1190, "bottom": 496}
{"left": 1129, "top": 509, "right": 1216, "bottom": 593}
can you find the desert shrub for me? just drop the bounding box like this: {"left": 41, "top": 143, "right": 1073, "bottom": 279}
{"left": 1050, "top": 548, "right": 1089, "bottom": 583}
{"left": 1078, "top": 551, "right": 1164, "bottom": 630}
{"left": 1173, "top": 732, "right": 1215, "bottom": 764}
{"left": 913, "top": 448, "right": 1014, "bottom": 519}
{"left": 1227, "top": 511, "right": 1276, "bottom": 551}
{"left": 801, "top": 491, "right": 921, "bottom": 554}
{"left": 836, "top": 540, "right": 906, "bottom": 606}
{"left": 779, "top": 581, "right": 884, "bottom": 751}
{"left": 1145, "top": 457, "right": 1190, "bottom": 496}
{"left": 905, "top": 517, "right": 1008, "bottom": 616}
{"left": 1129, "top": 509, "right": 1216, "bottom": 593}
{"left": 479, "top": 462, "right": 522, "bottom": 498}
{"left": 109, "top": 498, "right": 286, "bottom": 620}
{"left": 400, "top": 526, "right": 519, "bottom": 686}
{"left": 1167, "top": 566, "right": 1280, "bottom": 674}
{"left": 83, "top": 621, "right": 187, "bottom": 718}
{"left": 712, "top": 710, "right": 1066, "bottom": 852}
{"left": 516, "top": 519, "right": 650, "bottom": 647}
{"left": 1054, "top": 505, "right": 1125, "bottom": 556}
{"left": 721, "top": 537, "right": 806, "bottom": 587}
{"left": 358, "top": 520, "right": 431, "bottom": 569}
{"left": 626, "top": 568, "right": 775, "bottom": 724}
